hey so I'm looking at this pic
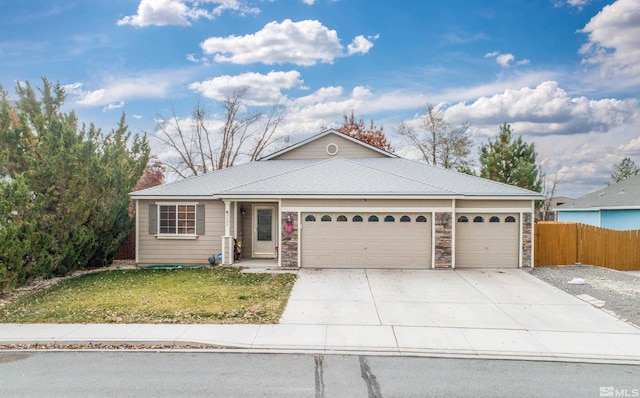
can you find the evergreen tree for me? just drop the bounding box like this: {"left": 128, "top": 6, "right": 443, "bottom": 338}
{"left": 609, "top": 157, "right": 639, "bottom": 185}
{"left": 0, "top": 79, "right": 149, "bottom": 289}
{"left": 479, "top": 123, "right": 542, "bottom": 192}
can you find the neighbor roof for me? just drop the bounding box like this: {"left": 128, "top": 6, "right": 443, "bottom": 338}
{"left": 558, "top": 174, "right": 640, "bottom": 210}
{"left": 131, "top": 157, "right": 542, "bottom": 199}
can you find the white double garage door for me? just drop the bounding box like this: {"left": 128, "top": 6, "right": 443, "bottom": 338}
{"left": 300, "top": 212, "right": 519, "bottom": 269}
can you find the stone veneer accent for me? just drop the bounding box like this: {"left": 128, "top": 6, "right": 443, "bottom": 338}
{"left": 281, "top": 212, "right": 299, "bottom": 268}
{"left": 521, "top": 212, "right": 533, "bottom": 267}
{"left": 434, "top": 212, "right": 452, "bottom": 268}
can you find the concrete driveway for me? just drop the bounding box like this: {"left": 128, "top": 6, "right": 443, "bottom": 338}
{"left": 279, "top": 269, "right": 640, "bottom": 358}
{"left": 281, "top": 269, "right": 636, "bottom": 333}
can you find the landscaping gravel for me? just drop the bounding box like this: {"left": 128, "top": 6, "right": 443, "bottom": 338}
{"left": 530, "top": 265, "right": 640, "bottom": 328}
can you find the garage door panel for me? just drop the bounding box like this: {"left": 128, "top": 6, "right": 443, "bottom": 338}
{"left": 302, "top": 212, "right": 431, "bottom": 268}
{"left": 455, "top": 213, "right": 519, "bottom": 268}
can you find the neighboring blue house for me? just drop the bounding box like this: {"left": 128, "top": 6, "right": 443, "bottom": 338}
{"left": 557, "top": 174, "right": 640, "bottom": 231}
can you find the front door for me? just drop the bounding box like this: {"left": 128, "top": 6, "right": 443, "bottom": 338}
{"left": 252, "top": 205, "right": 277, "bottom": 258}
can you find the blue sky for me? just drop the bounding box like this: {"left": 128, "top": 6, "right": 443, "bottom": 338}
{"left": 1, "top": 0, "right": 639, "bottom": 197}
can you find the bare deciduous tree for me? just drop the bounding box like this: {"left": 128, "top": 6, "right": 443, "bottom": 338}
{"left": 396, "top": 104, "right": 472, "bottom": 171}
{"left": 156, "top": 88, "right": 286, "bottom": 179}
{"left": 250, "top": 97, "right": 286, "bottom": 161}
{"left": 540, "top": 171, "right": 559, "bottom": 220}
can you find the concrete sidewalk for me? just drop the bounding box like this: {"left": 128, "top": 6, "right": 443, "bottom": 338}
{"left": 1, "top": 269, "right": 639, "bottom": 364}
{"left": 1, "top": 322, "right": 640, "bottom": 364}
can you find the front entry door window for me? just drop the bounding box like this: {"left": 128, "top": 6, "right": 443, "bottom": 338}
{"left": 252, "top": 205, "right": 277, "bottom": 258}
{"left": 257, "top": 209, "right": 273, "bottom": 241}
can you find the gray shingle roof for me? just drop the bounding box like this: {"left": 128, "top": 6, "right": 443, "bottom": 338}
{"left": 557, "top": 174, "right": 640, "bottom": 209}
{"left": 131, "top": 157, "right": 541, "bottom": 198}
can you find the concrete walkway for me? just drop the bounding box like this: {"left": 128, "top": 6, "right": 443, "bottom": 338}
{"left": 1, "top": 269, "right": 639, "bottom": 364}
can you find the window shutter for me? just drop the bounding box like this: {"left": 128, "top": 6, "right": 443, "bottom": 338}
{"left": 149, "top": 204, "right": 157, "bottom": 234}
{"left": 196, "top": 204, "right": 205, "bottom": 235}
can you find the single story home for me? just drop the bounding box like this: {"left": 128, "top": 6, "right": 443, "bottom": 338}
{"left": 557, "top": 174, "right": 640, "bottom": 231}
{"left": 130, "top": 130, "right": 542, "bottom": 269}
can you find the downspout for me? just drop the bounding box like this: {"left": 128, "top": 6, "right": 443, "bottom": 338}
{"left": 451, "top": 198, "right": 456, "bottom": 269}
{"left": 135, "top": 199, "right": 139, "bottom": 264}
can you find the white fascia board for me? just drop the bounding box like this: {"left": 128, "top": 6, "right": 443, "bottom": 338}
{"left": 282, "top": 206, "right": 454, "bottom": 213}
{"left": 462, "top": 195, "right": 543, "bottom": 201}
{"left": 130, "top": 195, "right": 216, "bottom": 200}
{"left": 216, "top": 194, "right": 541, "bottom": 202}
{"left": 215, "top": 194, "right": 463, "bottom": 200}
{"left": 559, "top": 206, "right": 640, "bottom": 211}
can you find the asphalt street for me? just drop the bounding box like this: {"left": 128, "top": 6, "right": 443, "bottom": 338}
{"left": 1, "top": 351, "right": 639, "bottom": 397}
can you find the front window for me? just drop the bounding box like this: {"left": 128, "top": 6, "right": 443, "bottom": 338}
{"left": 159, "top": 204, "right": 196, "bottom": 234}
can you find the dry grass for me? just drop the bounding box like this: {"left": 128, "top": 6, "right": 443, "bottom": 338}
{"left": 0, "top": 267, "right": 296, "bottom": 324}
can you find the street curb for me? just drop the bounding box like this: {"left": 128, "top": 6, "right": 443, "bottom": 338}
{"left": 2, "top": 340, "right": 640, "bottom": 366}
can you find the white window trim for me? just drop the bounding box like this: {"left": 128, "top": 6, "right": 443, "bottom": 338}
{"left": 155, "top": 202, "right": 199, "bottom": 238}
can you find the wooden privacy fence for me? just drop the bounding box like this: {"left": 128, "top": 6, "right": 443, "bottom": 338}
{"left": 534, "top": 221, "right": 640, "bottom": 270}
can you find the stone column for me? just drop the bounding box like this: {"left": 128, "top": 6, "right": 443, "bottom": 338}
{"left": 434, "top": 212, "right": 452, "bottom": 269}
{"left": 281, "top": 212, "right": 299, "bottom": 268}
{"left": 521, "top": 212, "right": 533, "bottom": 267}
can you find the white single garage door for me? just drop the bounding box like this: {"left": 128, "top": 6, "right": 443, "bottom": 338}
{"left": 455, "top": 213, "right": 519, "bottom": 268}
{"left": 301, "top": 212, "right": 431, "bottom": 268}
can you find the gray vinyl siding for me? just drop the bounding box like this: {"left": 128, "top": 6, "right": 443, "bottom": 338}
{"left": 270, "top": 134, "right": 388, "bottom": 160}
{"left": 137, "top": 199, "right": 223, "bottom": 265}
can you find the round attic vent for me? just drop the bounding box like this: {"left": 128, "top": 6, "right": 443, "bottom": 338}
{"left": 326, "top": 143, "right": 339, "bottom": 156}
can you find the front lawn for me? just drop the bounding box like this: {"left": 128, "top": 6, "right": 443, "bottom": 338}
{"left": 0, "top": 268, "right": 296, "bottom": 324}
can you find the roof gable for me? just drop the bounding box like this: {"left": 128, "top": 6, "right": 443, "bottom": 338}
{"left": 260, "top": 129, "right": 396, "bottom": 161}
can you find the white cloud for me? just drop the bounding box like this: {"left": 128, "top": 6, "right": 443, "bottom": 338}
{"left": 189, "top": 70, "right": 304, "bottom": 105}
{"left": 347, "top": 34, "right": 378, "bottom": 55}
{"left": 102, "top": 101, "right": 125, "bottom": 112}
{"left": 444, "top": 81, "right": 636, "bottom": 136}
{"left": 619, "top": 136, "right": 640, "bottom": 155}
{"left": 295, "top": 86, "right": 343, "bottom": 106}
{"left": 352, "top": 86, "right": 373, "bottom": 98}
{"left": 579, "top": 0, "right": 640, "bottom": 87}
{"left": 443, "top": 32, "right": 489, "bottom": 44}
{"left": 496, "top": 53, "right": 515, "bottom": 67}
{"left": 186, "top": 53, "right": 209, "bottom": 64}
{"left": 301, "top": 0, "right": 315, "bottom": 4}
{"left": 117, "top": 0, "right": 259, "bottom": 27}
{"left": 132, "top": 114, "right": 143, "bottom": 119}
{"left": 565, "top": 0, "right": 590, "bottom": 9}
{"left": 63, "top": 70, "right": 189, "bottom": 107}
{"left": 200, "top": 19, "right": 376, "bottom": 65}
{"left": 485, "top": 51, "right": 529, "bottom": 67}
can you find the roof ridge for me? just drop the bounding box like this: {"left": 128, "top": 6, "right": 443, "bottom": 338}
{"left": 343, "top": 158, "right": 460, "bottom": 195}
{"left": 217, "top": 158, "right": 334, "bottom": 194}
